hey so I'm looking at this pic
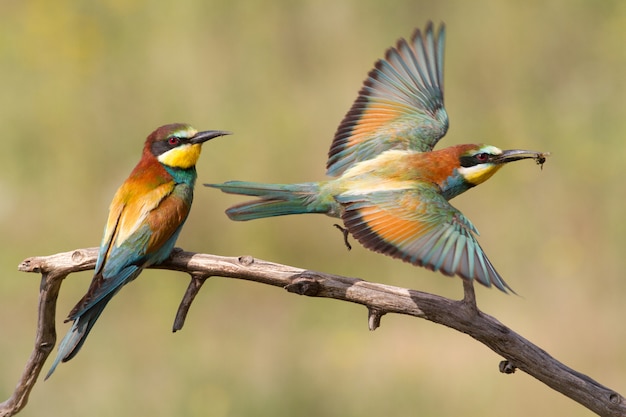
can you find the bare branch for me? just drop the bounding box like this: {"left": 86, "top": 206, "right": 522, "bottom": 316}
{"left": 1, "top": 247, "right": 624, "bottom": 417}
{"left": 172, "top": 272, "right": 211, "bottom": 332}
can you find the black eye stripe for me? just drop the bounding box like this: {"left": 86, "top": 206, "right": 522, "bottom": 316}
{"left": 150, "top": 136, "right": 189, "bottom": 156}
{"left": 460, "top": 155, "right": 475, "bottom": 167}
{"left": 460, "top": 153, "right": 492, "bottom": 167}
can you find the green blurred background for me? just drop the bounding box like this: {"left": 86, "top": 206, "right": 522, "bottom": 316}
{"left": 1, "top": 0, "right": 625, "bottom": 416}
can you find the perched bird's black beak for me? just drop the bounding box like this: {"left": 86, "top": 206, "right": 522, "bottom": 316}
{"left": 494, "top": 149, "right": 549, "bottom": 165}
{"left": 190, "top": 130, "right": 232, "bottom": 144}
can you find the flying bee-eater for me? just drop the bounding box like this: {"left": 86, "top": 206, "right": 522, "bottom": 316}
{"left": 206, "top": 22, "right": 547, "bottom": 293}
{"left": 46, "top": 123, "right": 230, "bottom": 378}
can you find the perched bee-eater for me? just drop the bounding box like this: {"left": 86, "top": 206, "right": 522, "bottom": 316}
{"left": 207, "top": 23, "right": 546, "bottom": 293}
{"left": 47, "top": 123, "right": 230, "bottom": 378}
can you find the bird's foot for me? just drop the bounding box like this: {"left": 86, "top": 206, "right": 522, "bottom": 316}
{"left": 333, "top": 224, "right": 352, "bottom": 250}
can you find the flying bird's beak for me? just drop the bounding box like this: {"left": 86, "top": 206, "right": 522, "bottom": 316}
{"left": 494, "top": 149, "right": 550, "bottom": 166}
{"left": 190, "top": 130, "right": 232, "bottom": 144}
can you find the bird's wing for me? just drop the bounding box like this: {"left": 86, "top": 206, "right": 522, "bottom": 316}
{"left": 327, "top": 22, "right": 449, "bottom": 177}
{"left": 336, "top": 184, "right": 513, "bottom": 292}
{"left": 69, "top": 181, "right": 191, "bottom": 319}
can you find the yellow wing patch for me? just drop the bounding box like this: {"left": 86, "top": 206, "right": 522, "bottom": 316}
{"left": 358, "top": 205, "right": 431, "bottom": 245}
{"left": 345, "top": 104, "right": 407, "bottom": 147}
{"left": 111, "top": 181, "right": 175, "bottom": 245}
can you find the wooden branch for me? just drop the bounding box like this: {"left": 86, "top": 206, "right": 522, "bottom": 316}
{"left": 1, "top": 248, "right": 624, "bottom": 417}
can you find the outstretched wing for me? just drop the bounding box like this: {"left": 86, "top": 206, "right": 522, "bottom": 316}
{"left": 327, "top": 22, "right": 449, "bottom": 176}
{"left": 336, "top": 185, "right": 513, "bottom": 293}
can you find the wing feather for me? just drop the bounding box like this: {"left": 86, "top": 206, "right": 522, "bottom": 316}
{"left": 327, "top": 22, "right": 449, "bottom": 176}
{"left": 70, "top": 181, "right": 191, "bottom": 318}
{"left": 336, "top": 185, "right": 513, "bottom": 293}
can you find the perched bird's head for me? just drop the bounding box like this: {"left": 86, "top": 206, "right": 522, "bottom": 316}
{"left": 456, "top": 144, "right": 546, "bottom": 186}
{"left": 147, "top": 123, "right": 231, "bottom": 169}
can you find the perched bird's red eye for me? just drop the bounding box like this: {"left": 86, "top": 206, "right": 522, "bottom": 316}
{"left": 475, "top": 153, "right": 489, "bottom": 163}
{"left": 168, "top": 137, "right": 180, "bottom": 146}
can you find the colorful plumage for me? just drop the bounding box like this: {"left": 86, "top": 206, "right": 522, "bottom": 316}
{"left": 207, "top": 22, "right": 546, "bottom": 293}
{"left": 46, "top": 123, "right": 230, "bottom": 378}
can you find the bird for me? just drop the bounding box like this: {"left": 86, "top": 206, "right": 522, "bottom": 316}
{"left": 46, "top": 123, "right": 230, "bottom": 378}
{"left": 206, "top": 22, "right": 547, "bottom": 294}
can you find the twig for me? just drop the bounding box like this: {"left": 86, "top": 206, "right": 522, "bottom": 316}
{"left": 1, "top": 249, "right": 96, "bottom": 417}
{"left": 172, "top": 272, "right": 212, "bottom": 332}
{"left": 1, "top": 247, "right": 624, "bottom": 417}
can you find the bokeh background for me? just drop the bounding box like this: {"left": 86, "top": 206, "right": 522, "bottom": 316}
{"left": 1, "top": 0, "right": 625, "bottom": 416}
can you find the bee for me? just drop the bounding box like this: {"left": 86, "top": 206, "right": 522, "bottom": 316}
{"left": 535, "top": 152, "right": 550, "bottom": 169}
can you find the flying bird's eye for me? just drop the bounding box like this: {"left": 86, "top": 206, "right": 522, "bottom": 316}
{"left": 168, "top": 136, "right": 180, "bottom": 146}
{"left": 475, "top": 152, "right": 490, "bottom": 163}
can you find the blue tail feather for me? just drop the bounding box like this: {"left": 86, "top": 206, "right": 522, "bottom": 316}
{"left": 205, "top": 181, "right": 325, "bottom": 221}
{"left": 45, "top": 293, "right": 114, "bottom": 379}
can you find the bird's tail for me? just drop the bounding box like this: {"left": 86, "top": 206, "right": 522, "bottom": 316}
{"left": 206, "top": 181, "right": 326, "bottom": 221}
{"left": 45, "top": 294, "right": 113, "bottom": 379}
